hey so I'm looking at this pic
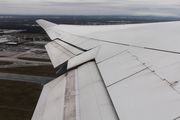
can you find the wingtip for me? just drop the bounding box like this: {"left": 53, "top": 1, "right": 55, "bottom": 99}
{"left": 36, "top": 19, "right": 57, "bottom": 30}
{"left": 36, "top": 19, "right": 43, "bottom": 23}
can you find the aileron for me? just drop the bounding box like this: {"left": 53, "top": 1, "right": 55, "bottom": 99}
{"left": 45, "top": 40, "right": 75, "bottom": 68}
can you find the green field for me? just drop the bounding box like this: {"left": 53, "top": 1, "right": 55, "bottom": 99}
{"left": 17, "top": 57, "right": 51, "bottom": 62}
{"left": 0, "top": 61, "right": 61, "bottom": 119}
{"left": 0, "top": 65, "right": 60, "bottom": 77}
{"left": 0, "top": 79, "right": 42, "bottom": 120}
{"left": 0, "top": 61, "right": 13, "bottom": 65}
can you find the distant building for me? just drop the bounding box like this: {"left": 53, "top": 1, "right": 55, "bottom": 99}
{"left": 23, "top": 47, "right": 31, "bottom": 50}
{"left": 5, "top": 42, "right": 18, "bottom": 45}
{"left": 27, "top": 41, "right": 49, "bottom": 46}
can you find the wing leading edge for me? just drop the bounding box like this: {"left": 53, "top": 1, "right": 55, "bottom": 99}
{"left": 32, "top": 19, "right": 180, "bottom": 120}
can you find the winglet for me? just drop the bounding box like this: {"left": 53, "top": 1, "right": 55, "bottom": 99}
{"left": 36, "top": 19, "right": 57, "bottom": 30}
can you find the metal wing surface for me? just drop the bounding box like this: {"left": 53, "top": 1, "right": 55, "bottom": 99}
{"left": 32, "top": 19, "right": 180, "bottom": 120}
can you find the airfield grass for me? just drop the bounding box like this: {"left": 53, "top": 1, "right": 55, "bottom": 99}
{"left": 17, "top": 57, "right": 51, "bottom": 62}
{"left": 0, "top": 63, "right": 60, "bottom": 119}
{"left": 0, "top": 65, "right": 60, "bottom": 77}
{"left": 0, "top": 79, "right": 42, "bottom": 120}
{"left": 0, "top": 61, "right": 13, "bottom": 65}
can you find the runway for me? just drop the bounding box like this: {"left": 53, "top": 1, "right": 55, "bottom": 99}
{"left": 0, "top": 61, "right": 50, "bottom": 68}
{"left": 0, "top": 72, "right": 55, "bottom": 85}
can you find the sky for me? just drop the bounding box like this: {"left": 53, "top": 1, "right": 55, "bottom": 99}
{"left": 0, "top": 0, "right": 180, "bottom": 17}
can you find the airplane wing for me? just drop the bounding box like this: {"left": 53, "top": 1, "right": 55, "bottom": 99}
{"left": 32, "top": 19, "right": 180, "bottom": 120}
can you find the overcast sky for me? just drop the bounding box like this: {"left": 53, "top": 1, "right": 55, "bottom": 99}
{"left": 0, "top": 0, "right": 180, "bottom": 17}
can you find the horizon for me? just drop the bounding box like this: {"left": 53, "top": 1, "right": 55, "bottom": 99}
{"left": 0, "top": 14, "right": 180, "bottom": 18}
{"left": 1, "top": 0, "right": 180, "bottom": 17}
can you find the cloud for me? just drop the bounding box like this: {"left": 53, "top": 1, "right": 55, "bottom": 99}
{"left": 0, "top": 0, "right": 180, "bottom": 17}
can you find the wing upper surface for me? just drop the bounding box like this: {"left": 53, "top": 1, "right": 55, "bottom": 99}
{"left": 37, "top": 19, "right": 180, "bottom": 53}
{"left": 32, "top": 62, "right": 118, "bottom": 120}
{"left": 97, "top": 47, "right": 180, "bottom": 120}
{"left": 33, "top": 19, "right": 180, "bottom": 120}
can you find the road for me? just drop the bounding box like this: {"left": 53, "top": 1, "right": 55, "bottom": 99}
{"left": 0, "top": 72, "right": 55, "bottom": 85}
{"left": 0, "top": 61, "right": 50, "bottom": 68}
{"left": 0, "top": 48, "right": 55, "bottom": 85}
{"left": 0, "top": 106, "right": 33, "bottom": 112}
{"left": 0, "top": 48, "right": 52, "bottom": 65}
